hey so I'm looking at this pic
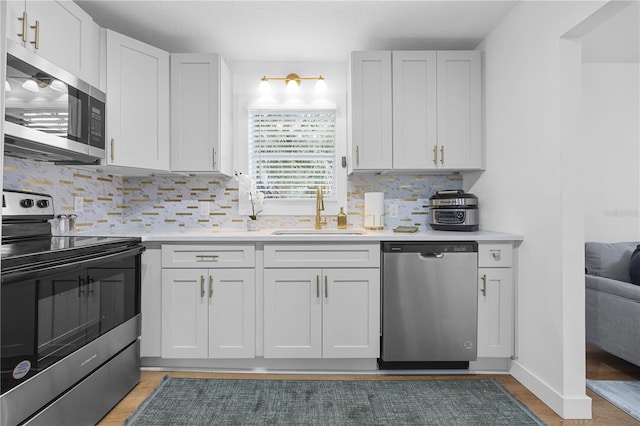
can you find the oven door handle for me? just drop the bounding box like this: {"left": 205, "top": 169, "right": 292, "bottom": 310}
{"left": 1, "top": 245, "right": 146, "bottom": 283}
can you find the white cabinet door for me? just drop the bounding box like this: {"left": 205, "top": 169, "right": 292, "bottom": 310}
{"left": 170, "top": 53, "right": 232, "bottom": 175}
{"left": 161, "top": 269, "right": 209, "bottom": 358}
{"left": 106, "top": 30, "right": 170, "bottom": 171}
{"left": 209, "top": 269, "right": 255, "bottom": 358}
{"left": 264, "top": 267, "right": 380, "bottom": 359}
{"left": 323, "top": 269, "right": 380, "bottom": 358}
{"left": 477, "top": 268, "right": 513, "bottom": 358}
{"left": 6, "top": 0, "right": 95, "bottom": 83}
{"left": 392, "top": 51, "right": 437, "bottom": 170}
{"left": 264, "top": 269, "right": 322, "bottom": 358}
{"left": 141, "top": 248, "right": 162, "bottom": 357}
{"left": 436, "top": 51, "right": 483, "bottom": 170}
{"left": 350, "top": 51, "right": 392, "bottom": 171}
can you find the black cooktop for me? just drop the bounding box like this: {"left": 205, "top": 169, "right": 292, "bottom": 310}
{"left": 1, "top": 236, "right": 142, "bottom": 271}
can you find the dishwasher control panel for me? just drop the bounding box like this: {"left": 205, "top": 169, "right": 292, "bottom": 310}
{"left": 383, "top": 242, "right": 477, "bottom": 253}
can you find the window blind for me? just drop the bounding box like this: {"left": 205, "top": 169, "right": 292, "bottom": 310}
{"left": 248, "top": 109, "right": 337, "bottom": 200}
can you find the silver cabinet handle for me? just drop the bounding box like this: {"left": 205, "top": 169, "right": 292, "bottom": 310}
{"left": 316, "top": 275, "right": 320, "bottom": 298}
{"left": 209, "top": 275, "right": 213, "bottom": 298}
{"left": 196, "top": 254, "right": 219, "bottom": 262}
{"left": 356, "top": 145, "right": 360, "bottom": 166}
{"left": 440, "top": 145, "right": 444, "bottom": 165}
{"left": 324, "top": 275, "right": 328, "bottom": 298}
{"left": 212, "top": 148, "right": 217, "bottom": 169}
{"left": 200, "top": 275, "right": 205, "bottom": 298}
{"left": 433, "top": 145, "right": 438, "bottom": 165}
{"left": 30, "top": 20, "right": 40, "bottom": 49}
{"left": 18, "top": 12, "right": 28, "bottom": 42}
{"left": 481, "top": 274, "right": 487, "bottom": 297}
{"left": 111, "top": 138, "right": 115, "bottom": 161}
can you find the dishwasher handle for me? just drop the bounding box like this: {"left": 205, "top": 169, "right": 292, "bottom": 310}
{"left": 420, "top": 252, "right": 444, "bottom": 258}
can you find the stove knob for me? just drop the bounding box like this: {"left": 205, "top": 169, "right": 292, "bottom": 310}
{"left": 36, "top": 199, "right": 50, "bottom": 208}
{"left": 20, "top": 199, "right": 34, "bottom": 208}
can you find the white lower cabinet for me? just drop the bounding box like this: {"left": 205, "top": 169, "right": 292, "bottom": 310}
{"left": 161, "top": 245, "right": 255, "bottom": 359}
{"left": 263, "top": 244, "right": 380, "bottom": 359}
{"left": 477, "top": 243, "right": 514, "bottom": 358}
{"left": 264, "top": 268, "right": 380, "bottom": 358}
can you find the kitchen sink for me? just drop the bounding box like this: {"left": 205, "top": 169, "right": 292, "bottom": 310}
{"left": 271, "top": 229, "right": 366, "bottom": 236}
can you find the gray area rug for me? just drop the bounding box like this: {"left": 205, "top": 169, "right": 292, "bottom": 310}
{"left": 125, "top": 377, "right": 545, "bottom": 425}
{"left": 586, "top": 379, "right": 640, "bottom": 421}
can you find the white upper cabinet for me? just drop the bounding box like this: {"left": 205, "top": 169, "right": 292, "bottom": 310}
{"left": 349, "top": 51, "right": 393, "bottom": 171}
{"left": 6, "top": 0, "right": 96, "bottom": 84}
{"left": 106, "top": 30, "right": 170, "bottom": 171}
{"left": 392, "top": 51, "right": 437, "bottom": 170}
{"left": 350, "top": 50, "right": 484, "bottom": 172}
{"left": 170, "top": 53, "right": 233, "bottom": 175}
{"left": 436, "top": 51, "right": 484, "bottom": 170}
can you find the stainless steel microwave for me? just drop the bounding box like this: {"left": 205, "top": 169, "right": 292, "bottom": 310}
{"left": 3, "top": 41, "right": 105, "bottom": 164}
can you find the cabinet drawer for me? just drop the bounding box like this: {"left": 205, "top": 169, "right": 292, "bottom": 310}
{"left": 264, "top": 244, "right": 380, "bottom": 268}
{"left": 162, "top": 245, "right": 255, "bottom": 268}
{"left": 478, "top": 243, "right": 513, "bottom": 268}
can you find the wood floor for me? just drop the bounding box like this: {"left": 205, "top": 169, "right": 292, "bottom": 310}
{"left": 99, "top": 344, "right": 640, "bottom": 425}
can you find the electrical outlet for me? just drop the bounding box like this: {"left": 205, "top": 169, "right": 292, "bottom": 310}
{"left": 74, "top": 196, "right": 84, "bottom": 212}
{"left": 389, "top": 204, "right": 399, "bottom": 218}
{"left": 199, "top": 201, "right": 210, "bottom": 217}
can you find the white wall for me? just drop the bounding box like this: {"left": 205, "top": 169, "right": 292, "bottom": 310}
{"left": 468, "top": 0, "right": 606, "bottom": 419}
{"left": 583, "top": 63, "right": 640, "bottom": 242}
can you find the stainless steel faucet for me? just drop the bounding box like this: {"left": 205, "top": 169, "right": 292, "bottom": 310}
{"left": 315, "top": 186, "right": 327, "bottom": 230}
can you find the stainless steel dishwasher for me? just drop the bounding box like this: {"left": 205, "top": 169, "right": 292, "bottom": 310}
{"left": 380, "top": 241, "right": 478, "bottom": 369}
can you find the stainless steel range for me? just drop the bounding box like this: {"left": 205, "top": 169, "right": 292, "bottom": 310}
{"left": 1, "top": 189, "right": 144, "bottom": 426}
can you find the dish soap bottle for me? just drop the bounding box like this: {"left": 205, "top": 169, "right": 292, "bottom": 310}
{"left": 337, "top": 207, "right": 347, "bottom": 229}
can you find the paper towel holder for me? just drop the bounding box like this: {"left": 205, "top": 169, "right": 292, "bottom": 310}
{"left": 364, "top": 213, "right": 385, "bottom": 230}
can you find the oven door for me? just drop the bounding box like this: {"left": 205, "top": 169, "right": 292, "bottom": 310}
{"left": 1, "top": 246, "right": 142, "bottom": 396}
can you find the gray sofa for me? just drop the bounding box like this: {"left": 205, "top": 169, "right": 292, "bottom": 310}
{"left": 585, "top": 241, "right": 640, "bottom": 367}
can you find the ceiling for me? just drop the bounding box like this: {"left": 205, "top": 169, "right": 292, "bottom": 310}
{"left": 75, "top": 0, "right": 519, "bottom": 63}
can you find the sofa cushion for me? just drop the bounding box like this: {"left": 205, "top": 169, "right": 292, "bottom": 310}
{"left": 585, "top": 241, "right": 638, "bottom": 283}
{"left": 630, "top": 245, "right": 640, "bottom": 285}
{"left": 586, "top": 274, "right": 640, "bottom": 303}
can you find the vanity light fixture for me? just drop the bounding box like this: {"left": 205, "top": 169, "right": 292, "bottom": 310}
{"left": 258, "top": 73, "right": 328, "bottom": 94}
{"left": 22, "top": 78, "right": 39, "bottom": 93}
{"left": 11, "top": 73, "right": 67, "bottom": 93}
{"left": 49, "top": 79, "right": 66, "bottom": 93}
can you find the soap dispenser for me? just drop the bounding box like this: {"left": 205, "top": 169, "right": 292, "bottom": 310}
{"left": 337, "top": 207, "right": 347, "bottom": 229}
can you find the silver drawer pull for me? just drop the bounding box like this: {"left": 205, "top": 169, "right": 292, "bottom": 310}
{"left": 195, "top": 254, "right": 219, "bottom": 261}
{"left": 490, "top": 250, "right": 501, "bottom": 261}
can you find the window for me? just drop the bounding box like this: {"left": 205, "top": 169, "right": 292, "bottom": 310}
{"left": 249, "top": 108, "right": 336, "bottom": 200}
{"left": 242, "top": 102, "right": 346, "bottom": 216}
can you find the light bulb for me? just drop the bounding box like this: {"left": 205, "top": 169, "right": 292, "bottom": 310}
{"left": 258, "top": 78, "right": 271, "bottom": 94}
{"left": 4, "top": 80, "right": 11, "bottom": 92}
{"left": 50, "top": 79, "right": 67, "bottom": 93}
{"left": 315, "top": 78, "right": 327, "bottom": 93}
{"left": 286, "top": 79, "right": 299, "bottom": 94}
{"left": 22, "top": 79, "right": 39, "bottom": 93}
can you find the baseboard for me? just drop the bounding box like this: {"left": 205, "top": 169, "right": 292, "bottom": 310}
{"left": 510, "top": 360, "right": 592, "bottom": 419}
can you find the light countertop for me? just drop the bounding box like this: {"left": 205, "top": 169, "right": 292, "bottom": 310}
{"left": 85, "top": 227, "right": 523, "bottom": 243}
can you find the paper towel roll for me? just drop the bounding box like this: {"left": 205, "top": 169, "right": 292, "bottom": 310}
{"left": 364, "top": 192, "right": 384, "bottom": 229}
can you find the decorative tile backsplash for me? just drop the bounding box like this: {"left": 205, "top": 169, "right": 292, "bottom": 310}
{"left": 3, "top": 157, "right": 462, "bottom": 233}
